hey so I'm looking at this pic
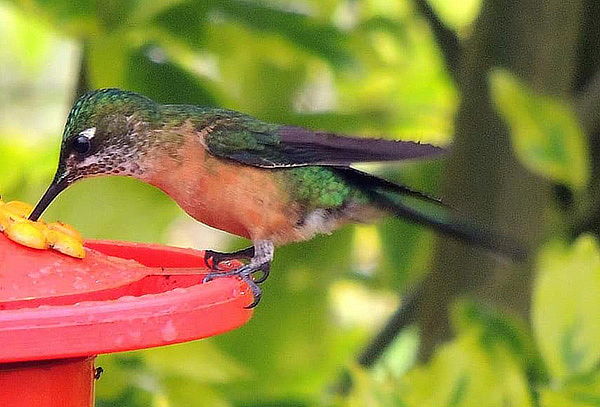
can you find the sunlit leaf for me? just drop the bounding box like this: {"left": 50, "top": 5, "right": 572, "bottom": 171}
{"left": 532, "top": 236, "right": 600, "bottom": 381}
{"left": 400, "top": 302, "right": 534, "bottom": 407}
{"left": 358, "top": 16, "right": 407, "bottom": 41}
{"left": 452, "top": 300, "right": 533, "bottom": 358}
{"left": 427, "top": 0, "right": 482, "bottom": 32}
{"left": 540, "top": 371, "right": 600, "bottom": 407}
{"left": 0, "top": 3, "right": 53, "bottom": 71}
{"left": 373, "top": 326, "right": 419, "bottom": 380}
{"left": 0, "top": 138, "right": 59, "bottom": 200}
{"left": 490, "top": 69, "right": 589, "bottom": 189}
{"left": 6, "top": 0, "right": 97, "bottom": 36}
{"left": 342, "top": 364, "right": 405, "bottom": 407}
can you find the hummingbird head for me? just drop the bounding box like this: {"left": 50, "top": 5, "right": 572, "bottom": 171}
{"left": 30, "top": 88, "right": 160, "bottom": 220}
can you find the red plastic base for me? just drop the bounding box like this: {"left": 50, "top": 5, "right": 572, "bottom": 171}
{"left": 0, "top": 357, "right": 95, "bottom": 407}
{"left": 0, "top": 237, "right": 255, "bottom": 406}
{"left": 0, "top": 237, "right": 253, "bottom": 362}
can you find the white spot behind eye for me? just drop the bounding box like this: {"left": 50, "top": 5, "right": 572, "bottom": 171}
{"left": 80, "top": 127, "right": 96, "bottom": 139}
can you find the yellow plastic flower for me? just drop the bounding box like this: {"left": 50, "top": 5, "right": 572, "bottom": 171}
{"left": 45, "top": 229, "right": 86, "bottom": 258}
{"left": 0, "top": 200, "right": 85, "bottom": 258}
{"left": 3, "top": 201, "right": 34, "bottom": 218}
{"left": 5, "top": 221, "right": 49, "bottom": 250}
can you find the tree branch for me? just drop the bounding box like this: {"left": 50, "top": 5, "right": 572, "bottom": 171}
{"left": 572, "top": 69, "right": 600, "bottom": 236}
{"left": 411, "top": 0, "right": 462, "bottom": 82}
{"left": 356, "top": 285, "right": 421, "bottom": 368}
{"left": 332, "top": 3, "right": 462, "bottom": 388}
{"left": 332, "top": 283, "right": 423, "bottom": 395}
{"left": 576, "top": 68, "right": 600, "bottom": 134}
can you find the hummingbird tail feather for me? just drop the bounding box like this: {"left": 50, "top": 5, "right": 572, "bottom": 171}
{"left": 334, "top": 168, "right": 528, "bottom": 262}
{"left": 368, "top": 189, "right": 528, "bottom": 262}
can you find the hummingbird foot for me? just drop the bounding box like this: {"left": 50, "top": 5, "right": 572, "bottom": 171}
{"left": 204, "top": 246, "right": 255, "bottom": 270}
{"left": 202, "top": 240, "right": 274, "bottom": 308}
{"left": 203, "top": 262, "right": 270, "bottom": 308}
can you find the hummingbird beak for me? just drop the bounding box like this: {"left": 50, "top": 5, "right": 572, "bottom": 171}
{"left": 29, "top": 174, "right": 69, "bottom": 221}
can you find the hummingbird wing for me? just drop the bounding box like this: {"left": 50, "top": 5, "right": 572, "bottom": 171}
{"left": 204, "top": 124, "right": 445, "bottom": 168}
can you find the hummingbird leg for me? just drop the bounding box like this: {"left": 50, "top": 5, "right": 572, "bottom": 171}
{"left": 204, "top": 246, "right": 255, "bottom": 270}
{"left": 203, "top": 240, "right": 274, "bottom": 308}
{"left": 204, "top": 246, "right": 270, "bottom": 285}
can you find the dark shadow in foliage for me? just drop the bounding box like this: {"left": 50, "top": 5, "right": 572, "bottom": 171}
{"left": 215, "top": 0, "right": 352, "bottom": 66}
{"left": 154, "top": 2, "right": 212, "bottom": 50}
{"left": 126, "top": 45, "right": 218, "bottom": 106}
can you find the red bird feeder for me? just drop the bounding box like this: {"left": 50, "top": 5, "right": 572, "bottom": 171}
{"left": 0, "top": 233, "right": 253, "bottom": 406}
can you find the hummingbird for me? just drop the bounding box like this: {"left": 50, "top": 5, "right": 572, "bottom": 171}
{"left": 30, "top": 88, "right": 525, "bottom": 307}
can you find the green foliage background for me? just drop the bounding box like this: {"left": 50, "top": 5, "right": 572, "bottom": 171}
{"left": 0, "top": 0, "right": 597, "bottom": 406}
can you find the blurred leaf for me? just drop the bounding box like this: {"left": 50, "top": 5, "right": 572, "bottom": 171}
{"left": 342, "top": 364, "right": 405, "bottom": 407}
{"left": 201, "top": 21, "right": 311, "bottom": 119}
{"left": 373, "top": 326, "right": 420, "bottom": 380}
{"left": 452, "top": 299, "right": 533, "bottom": 361}
{"left": 95, "top": 0, "right": 137, "bottom": 31}
{"left": 399, "top": 301, "right": 534, "bottom": 407}
{"left": 96, "top": 354, "right": 143, "bottom": 398}
{"left": 0, "top": 137, "right": 59, "bottom": 201}
{"left": 281, "top": 110, "right": 396, "bottom": 135}
{"left": 160, "top": 377, "right": 231, "bottom": 407}
{"left": 142, "top": 341, "right": 248, "bottom": 383}
{"left": 241, "top": 61, "right": 307, "bottom": 117}
{"left": 88, "top": 35, "right": 131, "bottom": 88}
{"left": 211, "top": 229, "right": 362, "bottom": 403}
{"left": 7, "top": 0, "right": 97, "bottom": 35}
{"left": 532, "top": 236, "right": 600, "bottom": 382}
{"left": 358, "top": 16, "right": 407, "bottom": 41}
{"left": 126, "top": 45, "right": 218, "bottom": 106}
{"left": 97, "top": 388, "right": 153, "bottom": 407}
{"left": 427, "top": 0, "right": 482, "bottom": 32}
{"left": 540, "top": 371, "right": 600, "bottom": 407}
{"left": 140, "top": 341, "right": 248, "bottom": 407}
{"left": 130, "top": 0, "right": 183, "bottom": 25}
{"left": 0, "top": 3, "right": 53, "bottom": 71}
{"left": 490, "top": 69, "right": 589, "bottom": 190}
{"left": 0, "top": 139, "right": 51, "bottom": 193}
{"left": 96, "top": 353, "right": 154, "bottom": 407}
{"left": 375, "top": 161, "right": 443, "bottom": 289}
{"left": 216, "top": 0, "right": 352, "bottom": 65}
{"left": 42, "top": 176, "right": 180, "bottom": 242}
{"left": 153, "top": 1, "right": 210, "bottom": 50}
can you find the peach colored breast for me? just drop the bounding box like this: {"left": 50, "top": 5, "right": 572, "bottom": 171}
{"left": 140, "top": 135, "right": 302, "bottom": 244}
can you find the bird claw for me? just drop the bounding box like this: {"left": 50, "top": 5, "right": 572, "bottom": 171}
{"left": 244, "top": 279, "right": 262, "bottom": 309}
{"left": 252, "top": 263, "right": 270, "bottom": 284}
{"left": 203, "top": 263, "right": 269, "bottom": 308}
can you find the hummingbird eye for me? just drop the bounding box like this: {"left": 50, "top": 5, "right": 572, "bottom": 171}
{"left": 71, "top": 135, "right": 92, "bottom": 155}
